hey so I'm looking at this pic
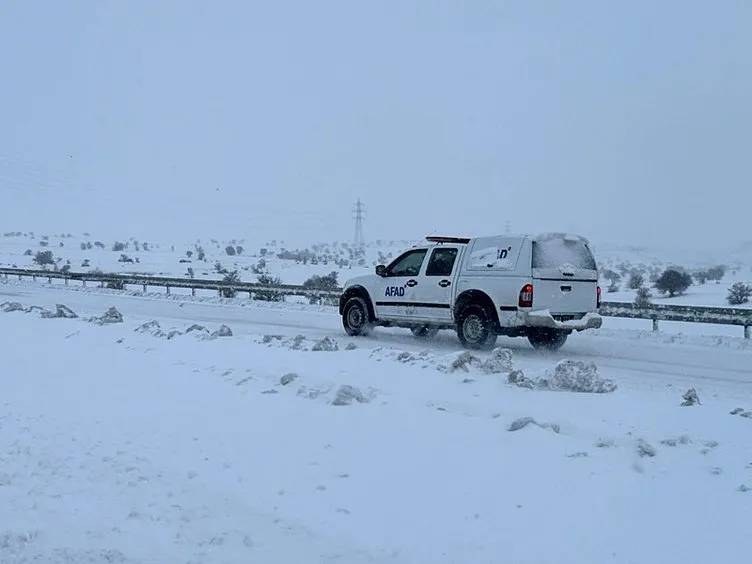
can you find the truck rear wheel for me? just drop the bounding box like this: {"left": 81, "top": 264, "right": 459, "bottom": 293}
{"left": 342, "top": 297, "right": 372, "bottom": 337}
{"left": 411, "top": 326, "right": 439, "bottom": 339}
{"left": 457, "top": 304, "right": 497, "bottom": 350}
{"left": 527, "top": 329, "right": 568, "bottom": 351}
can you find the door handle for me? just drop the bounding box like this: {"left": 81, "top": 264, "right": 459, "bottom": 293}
{"left": 406, "top": 279, "right": 418, "bottom": 288}
{"left": 439, "top": 280, "right": 451, "bottom": 288}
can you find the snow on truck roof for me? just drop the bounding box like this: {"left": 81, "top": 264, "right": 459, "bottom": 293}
{"left": 426, "top": 233, "right": 590, "bottom": 245}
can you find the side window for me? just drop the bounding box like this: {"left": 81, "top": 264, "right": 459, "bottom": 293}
{"left": 387, "top": 249, "right": 427, "bottom": 277}
{"left": 426, "top": 248, "right": 458, "bottom": 277}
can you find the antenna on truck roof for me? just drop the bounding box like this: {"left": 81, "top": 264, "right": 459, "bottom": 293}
{"left": 426, "top": 236, "right": 471, "bottom": 244}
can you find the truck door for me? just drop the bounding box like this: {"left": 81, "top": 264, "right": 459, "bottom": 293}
{"left": 409, "top": 246, "right": 460, "bottom": 322}
{"left": 373, "top": 248, "right": 428, "bottom": 319}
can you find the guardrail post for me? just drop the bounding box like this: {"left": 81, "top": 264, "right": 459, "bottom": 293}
{"left": 82, "top": 279, "right": 86, "bottom": 287}
{"left": 218, "top": 288, "right": 222, "bottom": 297}
{"left": 64, "top": 277, "right": 68, "bottom": 286}
{"left": 32, "top": 275, "right": 36, "bottom": 282}
{"left": 745, "top": 325, "right": 750, "bottom": 340}
{"left": 143, "top": 284, "right": 147, "bottom": 293}
{"left": 652, "top": 318, "right": 659, "bottom": 332}
{"left": 191, "top": 288, "right": 196, "bottom": 297}
{"left": 166, "top": 285, "right": 170, "bottom": 295}
{"left": 100, "top": 281, "right": 104, "bottom": 288}
{"left": 48, "top": 276, "right": 52, "bottom": 284}
{"left": 248, "top": 290, "right": 253, "bottom": 299}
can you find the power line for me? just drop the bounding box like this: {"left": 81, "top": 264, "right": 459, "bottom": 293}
{"left": 353, "top": 199, "right": 365, "bottom": 250}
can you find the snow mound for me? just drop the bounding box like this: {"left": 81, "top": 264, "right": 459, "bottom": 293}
{"left": 135, "top": 320, "right": 162, "bottom": 335}
{"left": 40, "top": 304, "right": 78, "bottom": 319}
{"left": 547, "top": 360, "right": 617, "bottom": 393}
{"left": 449, "top": 352, "right": 481, "bottom": 372}
{"left": 280, "top": 373, "right": 298, "bottom": 386}
{"left": 681, "top": 388, "right": 701, "bottom": 406}
{"left": 506, "top": 360, "right": 616, "bottom": 394}
{"left": 89, "top": 307, "right": 123, "bottom": 325}
{"left": 507, "top": 369, "right": 536, "bottom": 389}
{"left": 0, "top": 301, "right": 26, "bottom": 313}
{"left": 442, "top": 348, "right": 515, "bottom": 374}
{"left": 331, "top": 385, "right": 373, "bottom": 406}
{"left": 637, "top": 439, "right": 657, "bottom": 458}
{"left": 507, "top": 417, "right": 560, "bottom": 434}
{"left": 312, "top": 337, "right": 339, "bottom": 352}
{"left": 259, "top": 334, "right": 311, "bottom": 350}
{"left": 1, "top": 302, "right": 78, "bottom": 319}
{"left": 481, "top": 347, "right": 514, "bottom": 374}
{"left": 211, "top": 324, "right": 233, "bottom": 338}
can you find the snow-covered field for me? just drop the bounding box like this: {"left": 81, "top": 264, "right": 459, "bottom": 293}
{"left": 2, "top": 279, "right": 751, "bottom": 563}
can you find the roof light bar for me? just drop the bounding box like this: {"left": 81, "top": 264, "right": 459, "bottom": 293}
{"left": 426, "top": 236, "right": 471, "bottom": 244}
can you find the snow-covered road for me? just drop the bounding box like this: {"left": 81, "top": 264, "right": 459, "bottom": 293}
{"left": 2, "top": 279, "right": 752, "bottom": 563}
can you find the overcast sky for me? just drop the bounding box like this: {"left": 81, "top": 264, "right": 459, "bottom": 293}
{"left": 1, "top": 1, "right": 750, "bottom": 248}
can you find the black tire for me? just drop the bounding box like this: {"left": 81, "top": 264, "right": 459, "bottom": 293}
{"left": 456, "top": 304, "right": 498, "bottom": 350}
{"left": 342, "top": 297, "right": 372, "bottom": 336}
{"left": 411, "top": 326, "right": 440, "bottom": 339}
{"left": 527, "top": 329, "right": 569, "bottom": 351}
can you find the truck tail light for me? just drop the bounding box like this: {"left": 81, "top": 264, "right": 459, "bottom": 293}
{"left": 519, "top": 283, "right": 534, "bottom": 308}
{"left": 597, "top": 286, "right": 602, "bottom": 308}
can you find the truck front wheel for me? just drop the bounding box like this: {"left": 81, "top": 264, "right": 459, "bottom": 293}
{"left": 457, "top": 304, "right": 497, "bottom": 350}
{"left": 342, "top": 297, "right": 372, "bottom": 337}
{"left": 527, "top": 329, "right": 568, "bottom": 351}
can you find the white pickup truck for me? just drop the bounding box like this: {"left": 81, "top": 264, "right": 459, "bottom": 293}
{"left": 339, "top": 233, "right": 602, "bottom": 350}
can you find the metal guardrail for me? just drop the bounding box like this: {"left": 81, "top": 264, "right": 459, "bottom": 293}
{"left": 0, "top": 267, "right": 340, "bottom": 300}
{"left": 598, "top": 301, "right": 752, "bottom": 338}
{"left": 1, "top": 267, "right": 750, "bottom": 338}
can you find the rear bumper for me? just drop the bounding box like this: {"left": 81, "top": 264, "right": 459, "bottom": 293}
{"left": 499, "top": 309, "right": 602, "bottom": 332}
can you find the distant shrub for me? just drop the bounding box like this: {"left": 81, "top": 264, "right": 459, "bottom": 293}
{"left": 186, "top": 250, "right": 193, "bottom": 258}
{"left": 694, "top": 270, "right": 709, "bottom": 285}
{"left": 196, "top": 246, "right": 205, "bottom": 261}
{"left": 655, "top": 269, "right": 692, "bottom": 297}
{"left": 303, "top": 271, "right": 339, "bottom": 291}
{"left": 221, "top": 271, "right": 241, "bottom": 298}
{"left": 225, "top": 245, "right": 236, "bottom": 256}
{"left": 214, "top": 261, "right": 228, "bottom": 275}
{"left": 112, "top": 241, "right": 127, "bottom": 252}
{"left": 634, "top": 287, "right": 652, "bottom": 307}
{"left": 235, "top": 246, "right": 243, "bottom": 255}
{"left": 303, "top": 271, "right": 339, "bottom": 305}
{"left": 94, "top": 241, "right": 105, "bottom": 249}
{"left": 118, "top": 254, "right": 134, "bottom": 263}
{"left": 706, "top": 265, "right": 726, "bottom": 284}
{"left": 255, "top": 273, "right": 283, "bottom": 302}
{"left": 727, "top": 282, "right": 752, "bottom": 305}
{"left": 33, "top": 250, "right": 55, "bottom": 266}
{"left": 39, "top": 240, "right": 49, "bottom": 247}
{"left": 23, "top": 249, "right": 32, "bottom": 256}
{"left": 627, "top": 272, "right": 644, "bottom": 290}
{"left": 80, "top": 242, "right": 88, "bottom": 251}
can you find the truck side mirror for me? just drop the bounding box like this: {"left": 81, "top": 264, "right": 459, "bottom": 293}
{"left": 375, "top": 265, "right": 387, "bottom": 277}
